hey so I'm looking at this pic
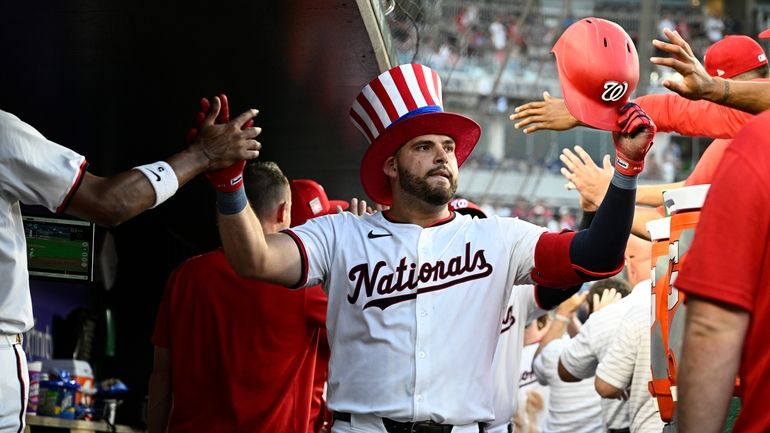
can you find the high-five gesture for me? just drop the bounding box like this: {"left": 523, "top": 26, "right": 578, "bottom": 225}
{"left": 612, "top": 103, "right": 656, "bottom": 176}
{"left": 186, "top": 95, "right": 261, "bottom": 172}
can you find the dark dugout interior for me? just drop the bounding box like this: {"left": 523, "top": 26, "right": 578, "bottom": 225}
{"left": 1, "top": 0, "right": 383, "bottom": 425}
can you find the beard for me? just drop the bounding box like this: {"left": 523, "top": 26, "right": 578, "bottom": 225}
{"left": 397, "top": 165, "right": 458, "bottom": 206}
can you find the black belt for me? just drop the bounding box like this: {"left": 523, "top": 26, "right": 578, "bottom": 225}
{"left": 608, "top": 428, "right": 631, "bottom": 433}
{"left": 333, "top": 412, "right": 486, "bottom": 433}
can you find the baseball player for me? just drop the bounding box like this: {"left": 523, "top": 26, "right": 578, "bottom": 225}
{"left": 214, "top": 18, "right": 654, "bottom": 432}
{"left": 148, "top": 165, "right": 343, "bottom": 433}
{"left": 0, "top": 96, "right": 259, "bottom": 433}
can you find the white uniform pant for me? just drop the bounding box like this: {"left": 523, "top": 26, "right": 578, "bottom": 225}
{"left": 0, "top": 334, "right": 27, "bottom": 433}
{"left": 332, "top": 413, "right": 486, "bottom": 433}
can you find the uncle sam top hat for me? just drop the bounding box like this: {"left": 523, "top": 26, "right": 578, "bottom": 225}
{"left": 350, "top": 64, "right": 481, "bottom": 205}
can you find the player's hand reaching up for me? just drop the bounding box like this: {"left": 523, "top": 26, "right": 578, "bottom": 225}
{"left": 612, "top": 102, "right": 656, "bottom": 176}
{"left": 510, "top": 91, "right": 582, "bottom": 133}
{"left": 592, "top": 288, "right": 623, "bottom": 312}
{"left": 651, "top": 28, "right": 716, "bottom": 101}
{"left": 186, "top": 94, "right": 262, "bottom": 172}
{"left": 337, "top": 198, "right": 390, "bottom": 215}
{"left": 560, "top": 146, "right": 613, "bottom": 212}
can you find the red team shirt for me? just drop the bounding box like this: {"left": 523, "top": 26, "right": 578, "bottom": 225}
{"left": 676, "top": 110, "right": 770, "bottom": 433}
{"left": 634, "top": 78, "right": 770, "bottom": 188}
{"left": 152, "top": 249, "right": 328, "bottom": 433}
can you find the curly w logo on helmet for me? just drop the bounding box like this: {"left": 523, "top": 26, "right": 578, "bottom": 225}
{"left": 602, "top": 81, "right": 629, "bottom": 102}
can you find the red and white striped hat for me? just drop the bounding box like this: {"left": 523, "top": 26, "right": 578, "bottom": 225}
{"left": 351, "top": 64, "right": 481, "bottom": 205}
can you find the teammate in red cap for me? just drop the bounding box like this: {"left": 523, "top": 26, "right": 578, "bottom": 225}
{"left": 512, "top": 31, "right": 769, "bottom": 238}
{"left": 651, "top": 28, "right": 770, "bottom": 115}
{"left": 213, "top": 20, "right": 654, "bottom": 427}
{"left": 148, "top": 162, "right": 329, "bottom": 433}
{"left": 291, "top": 179, "right": 350, "bottom": 226}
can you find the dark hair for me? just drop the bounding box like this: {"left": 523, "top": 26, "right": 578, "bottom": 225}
{"left": 242, "top": 161, "right": 290, "bottom": 221}
{"left": 736, "top": 63, "right": 770, "bottom": 80}
{"left": 586, "top": 276, "right": 632, "bottom": 314}
{"left": 754, "top": 63, "right": 770, "bottom": 79}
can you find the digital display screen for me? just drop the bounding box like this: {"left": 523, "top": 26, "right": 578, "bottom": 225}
{"left": 23, "top": 216, "right": 94, "bottom": 281}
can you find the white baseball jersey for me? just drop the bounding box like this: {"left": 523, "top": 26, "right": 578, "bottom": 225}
{"left": 533, "top": 336, "right": 603, "bottom": 433}
{"left": 0, "top": 110, "right": 85, "bottom": 433}
{"left": 596, "top": 281, "right": 664, "bottom": 433}
{"left": 288, "top": 211, "right": 547, "bottom": 424}
{"left": 488, "top": 285, "right": 546, "bottom": 433}
{"left": 559, "top": 282, "right": 649, "bottom": 430}
{"left": 0, "top": 110, "right": 86, "bottom": 334}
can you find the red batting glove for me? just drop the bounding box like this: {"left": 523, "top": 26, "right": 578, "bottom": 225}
{"left": 612, "top": 102, "right": 657, "bottom": 176}
{"left": 184, "top": 94, "right": 253, "bottom": 192}
{"left": 185, "top": 97, "right": 211, "bottom": 144}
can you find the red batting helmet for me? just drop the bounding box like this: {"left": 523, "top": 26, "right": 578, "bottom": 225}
{"left": 448, "top": 198, "right": 487, "bottom": 219}
{"left": 552, "top": 18, "right": 639, "bottom": 131}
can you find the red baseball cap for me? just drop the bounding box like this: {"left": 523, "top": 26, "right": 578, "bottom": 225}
{"left": 704, "top": 35, "right": 768, "bottom": 78}
{"left": 759, "top": 29, "right": 770, "bottom": 39}
{"left": 290, "top": 179, "right": 349, "bottom": 227}
{"left": 448, "top": 198, "right": 487, "bottom": 219}
{"left": 552, "top": 18, "right": 639, "bottom": 132}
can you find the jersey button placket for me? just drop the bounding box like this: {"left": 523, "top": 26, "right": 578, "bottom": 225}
{"left": 413, "top": 231, "right": 432, "bottom": 419}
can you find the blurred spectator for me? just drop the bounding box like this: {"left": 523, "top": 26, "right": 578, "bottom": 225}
{"left": 658, "top": 14, "right": 675, "bottom": 39}
{"left": 455, "top": 5, "right": 479, "bottom": 34}
{"left": 704, "top": 11, "right": 725, "bottom": 42}
{"left": 515, "top": 316, "right": 552, "bottom": 433}
{"left": 533, "top": 291, "right": 605, "bottom": 433}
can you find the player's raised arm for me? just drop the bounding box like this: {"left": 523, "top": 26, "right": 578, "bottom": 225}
{"left": 217, "top": 201, "right": 302, "bottom": 287}
{"left": 652, "top": 28, "right": 770, "bottom": 114}
{"left": 64, "top": 95, "right": 260, "bottom": 227}
{"left": 211, "top": 153, "right": 302, "bottom": 288}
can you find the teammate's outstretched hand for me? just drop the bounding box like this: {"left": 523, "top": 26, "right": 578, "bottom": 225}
{"left": 337, "top": 198, "right": 390, "bottom": 215}
{"left": 510, "top": 91, "right": 582, "bottom": 133}
{"left": 338, "top": 197, "right": 371, "bottom": 216}
{"left": 651, "top": 28, "right": 716, "bottom": 101}
{"left": 592, "top": 288, "right": 622, "bottom": 313}
{"left": 560, "top": 146, "right": 613, "bottom": 212}
{"left": 188, "top": 95, "right": 261, "bottom": 171}
{"left": 612, "top": 103, "right": 656, "bottom": 176}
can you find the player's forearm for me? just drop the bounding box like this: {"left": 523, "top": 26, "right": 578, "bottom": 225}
{"left": 65, "top": 149, "right": 210, "bottom": 227}
{"left": 146, "top": 380, "right": 171, "bottom": 433}
{"left": 703, "top": 78, "right": 770, "bottom": 115}
{"left": 147, "top": 351, "right": 172, "bottom": 433}
{"left": 636, "top": 182, "right": 682, "bottom": 207}
{"left": 679, "top": 296, "right": 749, "bottom": 433}
{"left": 65, "top": 171, "right": 157, "bottom": 227}
{"left": 630, "top": 206, "right": 660, "bottom": 241}
{"left": 218, "top": 207, "right": 271, "bottom": 279}
{"left": 634, "top": 94, "right": 748, "bottom": 138}
{"left": 569, "top": 173, "right": 635, "bottom": 277}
